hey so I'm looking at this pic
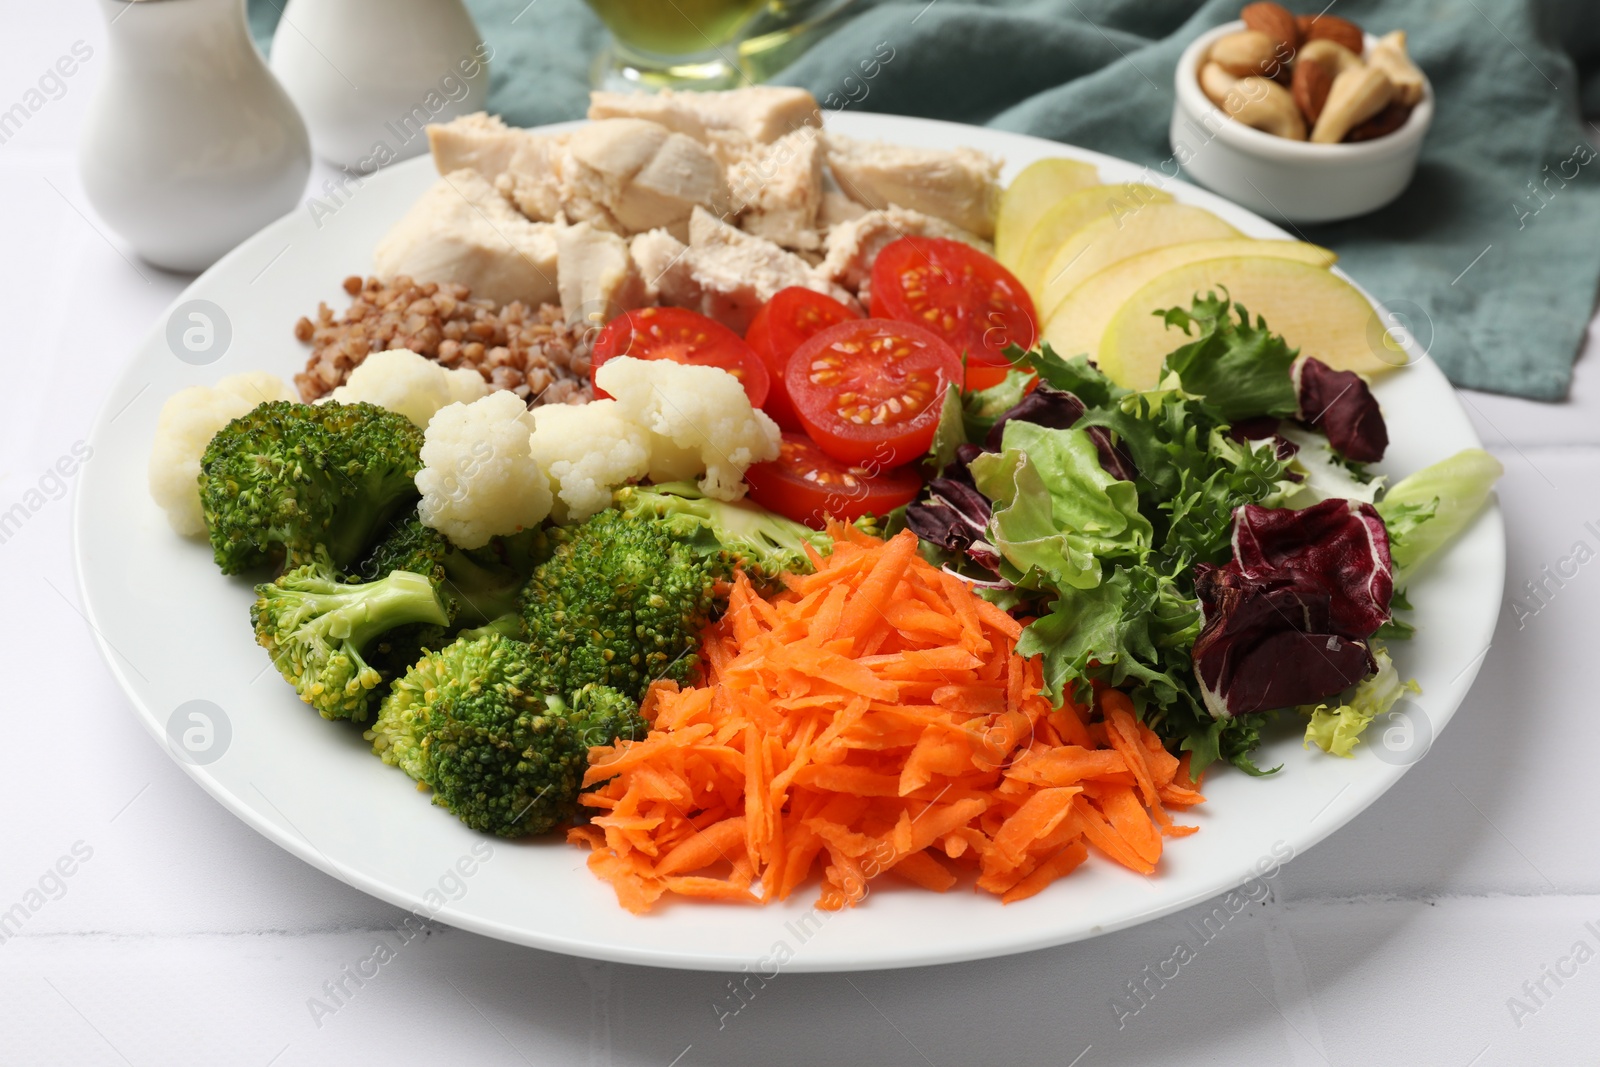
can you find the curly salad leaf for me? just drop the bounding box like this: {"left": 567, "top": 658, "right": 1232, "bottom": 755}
{"left": 906, "top": 293, "right": 1498, "bottom": 779}
{"left": 1303, "top": 643, "right": 1419, "bottom": 756}
{"left": 973, "top": 351, "right": 1296, "bottom": 774}
{"left": 969, "top": 421, "right": 1151, "bottom": 592}
{"left": 1157, "top": 293, "right": 1299, "bottom": 421}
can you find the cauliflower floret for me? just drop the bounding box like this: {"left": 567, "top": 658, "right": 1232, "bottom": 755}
{"left": 328, "top": 348, "right": 489, "bottom": 427}
{"left": 526, "top": 399, "right": 650, "bottom": 523}
{"left": 416, "top": 391, "right": 552, "bottom": 549}
{"left": 594, "top": 357, "right": 780, "bottom": 500}
{"left": 148, "top": 371, "right": 297, "bottom": 536}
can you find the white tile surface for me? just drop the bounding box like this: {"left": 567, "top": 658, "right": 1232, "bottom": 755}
{"left": 5, "top": 4, "right": 1599, "bottom": 1064}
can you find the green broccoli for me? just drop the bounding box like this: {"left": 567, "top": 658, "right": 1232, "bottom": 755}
{"left": 357, "top": 514, "right": 546, "bottom": 628}
{"left": 251, "top": 549, "right": 453, "bottom": 722}
{"left": 353, "top": 514, "right": 549, "bottom": 680}
{"left": 567, "top": 681, "right": 649, "bottom": 751}
{"left": 199, "top": 400, "right": 423, "bottom": 575}
{"left": 613, "top": 482, "right": 828, "bottom": 581}
{"left": 366, "top": 634, "right": 645, "bottom": 836}
{"left": 456, "top": 614, "right": 524, "bottom": 641}
{"left": 519, "top": 509, "right": 723, "bottom": 700}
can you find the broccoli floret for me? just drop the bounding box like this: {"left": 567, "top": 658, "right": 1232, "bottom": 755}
{"left": 567, "top": 681, "right": 650, "bottom": 750}
{"left": 199, "top": 400, "right": 423, "bottom": 575}
{"left": 251, "top": 549, "right": 452, "bottom": 722}
{"left": 457, "top": 614, "right": 524, "bottom": 642}
{"left": 520, "top": 509, "right": 723, "bottom": 699}
{"left": 358, "top": 514, "right": 547, "bottom": 628}
{"left": 366, "top": 634, "right": 644, "bottom": 836}
{"left": 354, "top": 515, "right": 550, "bottom": 682}
{"left": 614, "top": 481, "right": 827, "bottom": 580}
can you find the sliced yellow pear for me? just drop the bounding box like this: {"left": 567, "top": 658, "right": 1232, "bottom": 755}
{"left": 1014, "top": 183, "right": 1172, "bottom": 297}
{"left": 1097, "top": 256, "right": 1392, "bottom": 390}
{"left": 1036, "top": 204, "right": 1240, "bottom": 319}
{"left": 995, "top": 158, "right": 1100, "bottom": 270}
{"left": 1043, "top": 238, "right": 1336, "bottom": 359}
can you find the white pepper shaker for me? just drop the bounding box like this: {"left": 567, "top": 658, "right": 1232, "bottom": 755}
{"left": 79, "top": 0, "right": 312, "bottom": 273}
{"left": 268, "top": 0, "right": 491, "bottom": 172}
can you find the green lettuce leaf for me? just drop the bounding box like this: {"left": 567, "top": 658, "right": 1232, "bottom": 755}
{"left": 926, "top": 382, "right": 967, "bottom": 475}
{"left": 961, "top": 368, "right": 1032, "bottom": 443}
{"left": 1160, "top": 429, "right": 1296, "bottom": 568}
{"left": 1003, "top": 344, "right": 1127, "bottom": 408}
{"left": 1377, "top": 449, "right": 1503, "bottom": 580}
{"left": 1303, "top": 644, "right": 1419, "bottom": 756}
{"left": 1019, "top": 561, "right": 1274, "bottom": 778}
{"left": 969, "top": 422, "right": 1151, "bottom": 591}
{"left": 1157, "top": 293, "right": 1299, "bottom": 422}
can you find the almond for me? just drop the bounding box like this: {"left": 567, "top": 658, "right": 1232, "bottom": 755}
{"left": 1291, "top": 58, "right": 1333, "bottom": 125}
{"left": 1209, "top": 30, "right": 1283, "bottom": 80}
{"left": 1345, "top": 101, "right": 1413, "bottom": 142}
{"left": 1241, "top": 2, "right": 1299, "bottom": 51}
{"left": 1299, "top": 13, "right": 1365, "bottom": 56}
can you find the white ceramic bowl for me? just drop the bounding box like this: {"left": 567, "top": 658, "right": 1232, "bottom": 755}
{"left": 1170, "top": 20, "right": 1433, "bottom": 224}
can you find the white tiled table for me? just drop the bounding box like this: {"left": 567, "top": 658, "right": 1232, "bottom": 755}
{"left": 4, "top": 6, "right": 1598, "bottom": 1065}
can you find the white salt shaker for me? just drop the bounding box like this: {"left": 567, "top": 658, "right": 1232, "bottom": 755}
{"left": 268, "top": 0, "right": 491, "bottom": 172}
{"left": 79, "top": 0, "right": 312, "bottom": 273}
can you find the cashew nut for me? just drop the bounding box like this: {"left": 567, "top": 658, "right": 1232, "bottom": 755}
{"left": 1209, "top": 30, "right": 1283, "bottom": 79}
{"left": 1368, "top": 30, "right": 1425, "bottom": 106}
{"left": 1199, "top": 61, "right": 1239, "bottom": 107}
{"left": 1296, "top": 38, "right": 1363, "bottom": 78}
{"left": 1311, "top": 64, "right": 1396, "bottom": 143}
{"left": 1228, "top": 76, "right": 1307, "bottom": 140}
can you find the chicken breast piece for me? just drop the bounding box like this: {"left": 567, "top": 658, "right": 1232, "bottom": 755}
{"left": 628, "top": 209, "right": 856, "bottom": 333}
{"left": 426, "top": 112, "right": 538, "bottom": 181}
{"left": 823, "top": 132, "right": 1002, "bottom": 239}
{"left": 494, "top": 134, "right": 569, "bottom": 223}
{"left": 819, "top": 189, "right": 870, "bottom": 229}
{"left": 629, "top": 229, "right": 695, "bottom": 307}
{"left": 728, "top": 128, "right": 825, "bottom": 251}
{"left": 373, "top": 169, "right": 560, "bottom": 307}
{"left": 556, "top": 222, "right": 647, "bottom": 330}
{"left": 820, "top": 206, "right": 992, "bottom": 298}
{"left": 499, "top": 119, "right": 729, "bottom": 241}
{"left": 589, "top": 86, "right": 821, "bottom": 145}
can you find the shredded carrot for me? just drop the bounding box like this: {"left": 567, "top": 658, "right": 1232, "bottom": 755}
{"left": 571, "top": 527, "right": 1205, "bottom": 912}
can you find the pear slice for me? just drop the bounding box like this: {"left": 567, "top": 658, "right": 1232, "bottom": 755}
{"left": 1036, "top": 204, "right": 1241, "bottom": 320}
{"left": 995, "top": 158, "right": 1100, "bottom": 270}
{"left": 1013, "top": 184, "right": 1172, "bottom": 296}
{"left": 1042, "top": 239, "right": 1336, "bottom": 360}
{"left": 1097, "top": 256, "right": 1394, "bottom": 390}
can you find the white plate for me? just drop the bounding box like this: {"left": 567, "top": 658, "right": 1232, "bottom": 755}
{"left": 74, "top": 113, "right": 1503, "bottom": 972}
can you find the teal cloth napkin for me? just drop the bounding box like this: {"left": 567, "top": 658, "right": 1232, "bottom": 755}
{"left": 251, "top": 0, "right": 1600, "bottom": 400}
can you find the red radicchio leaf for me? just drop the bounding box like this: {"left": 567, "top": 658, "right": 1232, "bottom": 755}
{"left": 1294, "top": 357, "right": 1388, "bottom": 463}
{"left": 1231, "top": 498, "right": 1393, "bottom": 638}
{"left": 1192, "top": 567, "right": 1376, "bottom": 717}
{"left": 1190, "top": 499, "right": 1394, "bottom": 718}
{"left": 984, "top": 384, "right": 1086, "bottom": 450}
{"left": 905, "top": 476, "right": 1002, "bottom": 573}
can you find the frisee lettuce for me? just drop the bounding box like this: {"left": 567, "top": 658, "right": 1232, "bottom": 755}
{"left": 1157, "top": 293, "right": 1299, "bottom": 421}
{"left": 1303, "top": 644, "right": 1419, "bottom": 756}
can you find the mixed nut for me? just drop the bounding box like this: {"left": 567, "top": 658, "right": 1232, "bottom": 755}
{"left": 1198, "top": 3, "right": 1424, "bottom": 144}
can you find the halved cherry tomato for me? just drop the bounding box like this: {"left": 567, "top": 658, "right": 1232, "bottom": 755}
{"left": 869, "top": 236, "right": 1037, "bottom": 391}
{"left": 592, "top": 306, "right": 769, "bottom": 408}
{"left": 745, "top": 433, "right": 924, "bottom": 528}
{"left": 785, "top": 317, "right": 962, "bottom": 468}
{"left": 744, "top": 287, "right": 860, "bottom": 432}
